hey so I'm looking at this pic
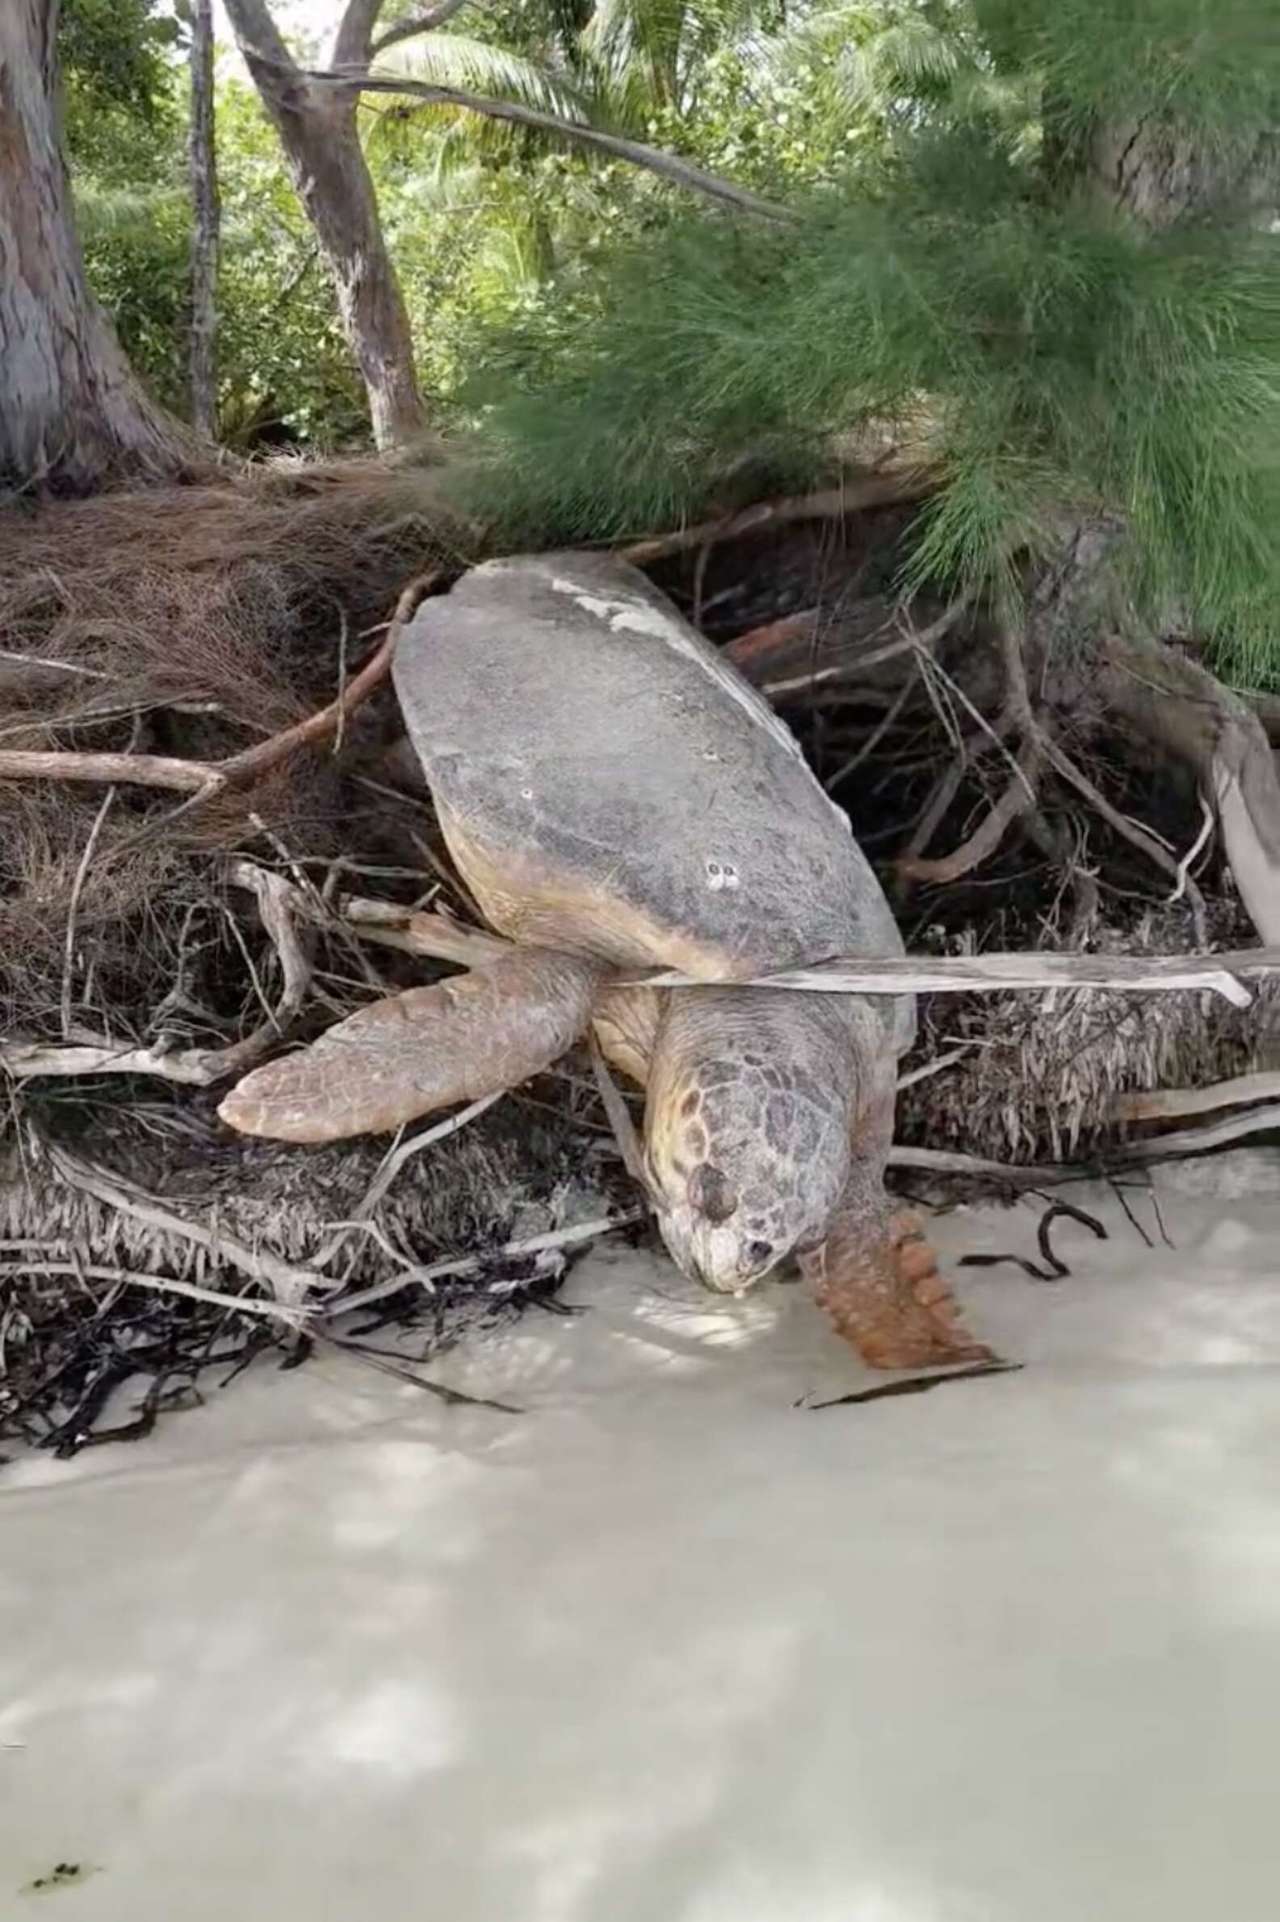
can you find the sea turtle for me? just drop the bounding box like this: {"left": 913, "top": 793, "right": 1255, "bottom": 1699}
{"left": 219, "top": 552, "right": 990, "bottom": 1368}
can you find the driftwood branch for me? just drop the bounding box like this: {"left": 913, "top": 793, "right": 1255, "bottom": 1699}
{"left": 254, "top": 879, "right": 1279, "bottom": 1010}
{"left": 638, "top": 949, "right": 1274, "bottom": 1006}
{"left": 1109, "top": 1103, "right": 1280, "bottom": 1163}
{"left": 1111, "top": 1071, "right": 1280, "bottom": 1123}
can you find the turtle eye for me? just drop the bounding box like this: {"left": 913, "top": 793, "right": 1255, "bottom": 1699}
{"left": 689, "top": 1163, "right": 738, "bottom": 1224}
{"left": 745, "top": 1238, "right": 774, "bottom": 1267}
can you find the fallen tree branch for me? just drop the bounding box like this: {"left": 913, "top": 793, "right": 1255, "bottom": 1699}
{"left": 7, "top": 933, "right": 1273, "bottom": 1088}
{"left": 619, "top": 468, "right": 933, "bottom": 568}
{"left": 886, "top": 1145, "right": 1051, "bottom": 1184}
{"left": 275, "top": 880, "right": 1278, "bottom": 1005}
{"left": 306, "top": 67, "right": 790, "bottom": 222}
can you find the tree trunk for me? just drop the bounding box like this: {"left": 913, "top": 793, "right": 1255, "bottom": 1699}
{"left": 188, "top": 0, "right": 220, "bottom": 440}
{"left": 1088, "top": 117, "right": 1279, "bottom": 229}
{"left": 222, "top": 0, "right": 426, "bottom": 450}
{"left": 0, "top": 0, "right": 193, "bottom": 490}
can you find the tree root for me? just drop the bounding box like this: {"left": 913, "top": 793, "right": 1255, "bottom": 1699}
{"left": 897, "top": 742, "right": 1040, "bottom": 884}
{"left": 1099, "top": 629, "right": 1280, "bottom": 946}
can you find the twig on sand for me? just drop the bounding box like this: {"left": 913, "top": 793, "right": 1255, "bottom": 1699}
{"left": 307, "top": 1326, "right": 524, "bottom": 1414}
{"left": 805, "top": 1360, "right": 1023, "bottom": 1408}
{"left": 958, "top": 1200, "right": 1107, "bottom": 1280}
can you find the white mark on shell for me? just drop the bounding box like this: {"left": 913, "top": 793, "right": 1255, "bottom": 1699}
{"left": 548, "top": 576, "right": 809, "bottom": 766}
{"left": 705, "top": 858, "right": 740, "bottom": 892}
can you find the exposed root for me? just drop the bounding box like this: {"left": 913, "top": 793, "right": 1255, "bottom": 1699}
{"left": 897, "top": 742, "right": 1040, "bottom": 884}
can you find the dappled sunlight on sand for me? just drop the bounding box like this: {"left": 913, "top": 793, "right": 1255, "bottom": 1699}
{"left": 2, "top": 1178, "right": 1280, "bottom": 1919}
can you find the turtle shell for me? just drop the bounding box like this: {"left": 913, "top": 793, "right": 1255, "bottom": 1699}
{"left": 394, "top": 552, "right": 906, "bottom": 985}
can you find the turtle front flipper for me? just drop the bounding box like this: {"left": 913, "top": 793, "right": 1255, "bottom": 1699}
{"left": 801, "top": 1204, "right": 995, "bottom": 1371}
{"left": 218, "top": 949, "right": 606, "bottom": 1144}
{"left": 799, "top": 1047, "right": 995, "bottom": 1371}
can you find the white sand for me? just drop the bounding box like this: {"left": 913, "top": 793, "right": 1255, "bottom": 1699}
{"left": 3, "top": 1173, "right": 1280, "bottom": 1920}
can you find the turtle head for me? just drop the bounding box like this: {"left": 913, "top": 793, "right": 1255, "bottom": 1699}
{"left": 644, "top": 1053, "right": 851, "bottom": 1296}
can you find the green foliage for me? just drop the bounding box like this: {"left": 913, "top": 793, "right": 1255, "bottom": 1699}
{"left": 455, "top": 131, "right": 1280, "bottom": 677}
{"left": 976, "top": 0, "right": 1280, "bottom": 136}
{"left": 58, "top": 0, "right": 1280, "bottom": 685}
{"left": 60, "top": 0, "right": 184, "bottom": 178}
{"left": 213, "top": 82, "right": 369, "bottom": 446}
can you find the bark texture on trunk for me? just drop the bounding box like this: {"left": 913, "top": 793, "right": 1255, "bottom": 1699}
{"left": 1089, "top": 117, "right": 1279, "bottom": 229}
{"left": 188, "top": 0, "right": 220, "bottom": 440}
{"left": 222, "top": 0, "right": 426, "bottom": 450}
{"left": 0, "top": 0, "right": 192, "bottom": 489}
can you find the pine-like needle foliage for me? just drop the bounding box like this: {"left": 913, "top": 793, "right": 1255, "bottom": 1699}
{"left": 454, "top": 0, "right": 1280, "bottom": 681}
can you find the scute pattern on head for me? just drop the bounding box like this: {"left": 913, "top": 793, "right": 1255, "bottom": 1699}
{"left": 645, "top": 989, "right": 860, "bottom": 1293}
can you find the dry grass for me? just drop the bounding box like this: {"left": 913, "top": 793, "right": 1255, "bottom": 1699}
{"left": 0, "top": 459, "right": 478, "bottom": 1042}
{"left": 898, "top": 906, "right": 1275, "bottom": 1164}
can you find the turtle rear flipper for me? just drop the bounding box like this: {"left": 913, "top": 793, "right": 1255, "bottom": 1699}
{"left": 218, "top": 949, "right": 605, "bottom": 1144}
